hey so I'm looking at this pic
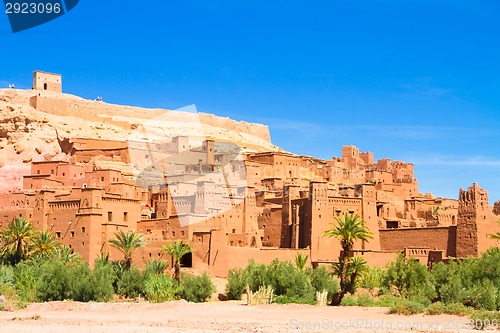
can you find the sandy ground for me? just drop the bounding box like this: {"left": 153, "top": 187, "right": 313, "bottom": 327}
{"left": 0, "top": 300, "right": 485, "bottom": 333}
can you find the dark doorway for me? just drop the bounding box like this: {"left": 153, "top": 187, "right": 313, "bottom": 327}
{"left": 180, "top": 252, "right": 192, "bottom": 267}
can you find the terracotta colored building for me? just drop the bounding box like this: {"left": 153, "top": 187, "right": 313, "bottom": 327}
{"left": 1, "top": 136, "right": 499, "bottom": 275}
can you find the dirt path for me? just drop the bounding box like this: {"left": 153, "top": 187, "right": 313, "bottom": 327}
{"left": 0, "top": 300, "right": 483, "bottom": 332}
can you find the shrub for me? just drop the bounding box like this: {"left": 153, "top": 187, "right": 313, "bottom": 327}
{"left": 225, "top": 268, "right": 245, "bottom": 300}
{"left": 381, "top": 252, "right": 436, "bottom": 302}
{"left": 66, "top": 262, "right": 94, "bottom": 302}
{"left": 307, "top": 266, "right": 339, "bottom": 302}
{"left": 13, "top": 261, "right": 38, "bottom": 302}
{"left": 340, "top": 294, "right": 358, "bottom": 306}
{"left": 177, "top": 272, "right": 215, "bottom": 303}
{"left": 359, "top": 266, "right": 384, "bottom": 292}
{"left": 0, "top": 265, "right": 14, "bottom": 286}
{"left": 116, "top": 268, "right": 144, "bottom": 299}
{"left": 469, "top": 310, "right": 500, "bottom": 330}
{"left": 357, "top": 292, "right": 376, "bottom": 307}
{"left": 388, "top": 299, "right": 426, "bottom": 315}
{"left": 242, "top": 260, "right": 267, "bottom": 293}
{"left": 144, "top": 274, "right": 177, "bottom": 303}
{"left": 88, "top": 264, "right": 115, "bottom": 302}
{"left": 443, "top": 303, "right": 472, "bottom": 316}
{"left": 265, "top": 259, "right": 315, "bottom": 302}
{"left": 35, "top": 259, "right": 71, "bottom": 302}
{"left": 0, "top": 283, "right": 26, "bottom": 311}
{"left": 425, "top": 301, "right": 446, "bottom": 315}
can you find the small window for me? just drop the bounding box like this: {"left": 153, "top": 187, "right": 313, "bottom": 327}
{"left": 172, "top": 231, "right": 176, "bottom": 237}
{"left": 43, "top": 83, "right": 48, "bottom": 90}
{"left": 108, "top": 212, "right": 112, "bottom": 222}
{"left": 123, "top": 212, "right": 128, "bottom": 222}
{"left": 82, "top": 242, "right": 85, "bottom": 247}
{"left": 81, "top": 227, "right": 86, "bottom": 233}
{"left": 181, "top": 231, "right": 185, "bottom": 237}
{"left": 62, "top": 172, "right": 65, "bottom": 177}
{"left": 70, "top": 231, "right": 75, "bottom": 238}
{"left": 37, "top": 170, "right": 40, "bottom": 175}
{"left": 386, "top": 221, "right": 398, "bottom": 229}
{"left": 101, "top": 177, "right": 104, "bottom": 182}
{"left": 56, "top": 232, "right": 61, "bottom": 238}
{"left": 51, "top": 169, "right": 54, "bottom": 175}
{"left": 232, "top": 229, "right": 236, "bottom": 233}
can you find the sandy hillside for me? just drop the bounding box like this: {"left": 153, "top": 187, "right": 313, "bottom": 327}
{"left": 0, "top": 88, "right": 282, "bottom": 192}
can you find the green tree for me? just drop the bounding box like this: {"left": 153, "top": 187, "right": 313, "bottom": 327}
{"left": 322, "top": 213, "right": 373, "bottom": 305}
{"left": 31, "top": 230, "right": 60, "bottom": 258}
{"left": 346, "top": 256, "right": 369, "bottom": 294}
{"left": 0, "top": 217, "right": 36, "bottom": 265}
{"left": 162, "top": 240, "right": 193, "bottom": 283}
{"left": 109, "top": 230, "right": 147, "bottom": 270}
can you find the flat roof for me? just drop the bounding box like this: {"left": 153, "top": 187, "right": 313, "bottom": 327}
{"left": 33, "top": 70, "right": 61, "bottom": 76}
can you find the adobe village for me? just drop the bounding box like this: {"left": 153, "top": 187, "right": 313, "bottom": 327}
{"left": 1, "top": 71, "right": 499, "bottom": 276}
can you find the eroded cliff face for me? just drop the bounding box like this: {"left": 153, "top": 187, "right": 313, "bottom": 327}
{"left": 0, "top": 89, "right": 281, "bottom": 192}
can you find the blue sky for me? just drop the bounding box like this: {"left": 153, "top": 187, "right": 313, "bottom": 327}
{"left": 1, "top": 1, "right": 499, "bottom": 203}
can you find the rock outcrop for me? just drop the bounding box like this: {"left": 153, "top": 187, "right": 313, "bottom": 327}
{"left": 0, "top": 88, "right": 282, "bottom": 192}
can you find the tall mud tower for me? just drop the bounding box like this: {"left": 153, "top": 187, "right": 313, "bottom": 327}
{"left": 456, "top": 183, "right": 489, "bottom": 257}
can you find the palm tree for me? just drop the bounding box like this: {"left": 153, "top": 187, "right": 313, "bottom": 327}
{"left": 322, "top": 213, "right": 373, "bottom": 305}
{"left": 162, "top": 240, "right": 193, "bottom": 283}
{"left": 109, "top": 230, "right": 147, "bottom": 270}
{"left": 294, "top": 252, "right": 309, "bottom": 270}
{"left": 0, "top": 217, "right": 36, "bottom": 265}
{"left": 145, "top": 258, "right": 169, "bottom": 276}
{"left": 31, "top": 230, "right": 60, "bottom": 258}
{"left": 55, "top": 245, "right": 80, "bottom": 263}
{"left": 346, "top": 256, "right": 369, "bottom": 294}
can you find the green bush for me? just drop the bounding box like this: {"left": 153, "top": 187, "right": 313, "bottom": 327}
{"left": 66, "top": 262, "right": 94, "bottom": 302}
{"left": 177, "top": 272, "right": 215, "bottom": 303}
{"left": 469, "top": 310, "right": 500, "bottom": 330}
{"left": 274, "top": 295, "right": 316, "bottom": 305}
{"left": 340, "top": 294, "right": 358, "bottom": 306}
{"left": 144, "top": 274, "right": 177, "bottom": 303}
{"left": 381, "top": 252, "right": 436, "bottom": 302}
{"left": 116, "top": 267, "right": 144, "bottom": 299}
{"left": 431, "top": 252, "right": 500, "bottom": 310}
{"left": 307, "top": 266, "right": 339, "bottom": 302}
{"left": 0, "top": 265, "right": 14, "bottom": 286}
{"left": 388, "top": 299, "right": 426, "bottom": 315}
{"left": 357, "top": 292, "right": 376, "bottom": 307}
{"left": 265, "top": 259, "right": 315, "bottom": 302}
{"left": 0, "top": 283, "right": 26, "bottom": 311}
{"left": 225, "top": 268, "right": 245, "bottom": 300}
{"left": 88, "top": 264, "right": 115, "bottom": 302}
{"left": 242, "top": 260, "right": 267, "bottom": 293}
{"left": 443, "top": 302, "right": 472, "bottom": 316}
{"left": 359, "top": 266, "right": 384, "bottom": 292}
{"left": 425, "top": 301, "right": 446, "bottom": 315}
{"left": 35, "top": 259, "right": 71, "bottom": 302}
{"left": 13, "top": 261, "right": 38, "bottom": 302}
